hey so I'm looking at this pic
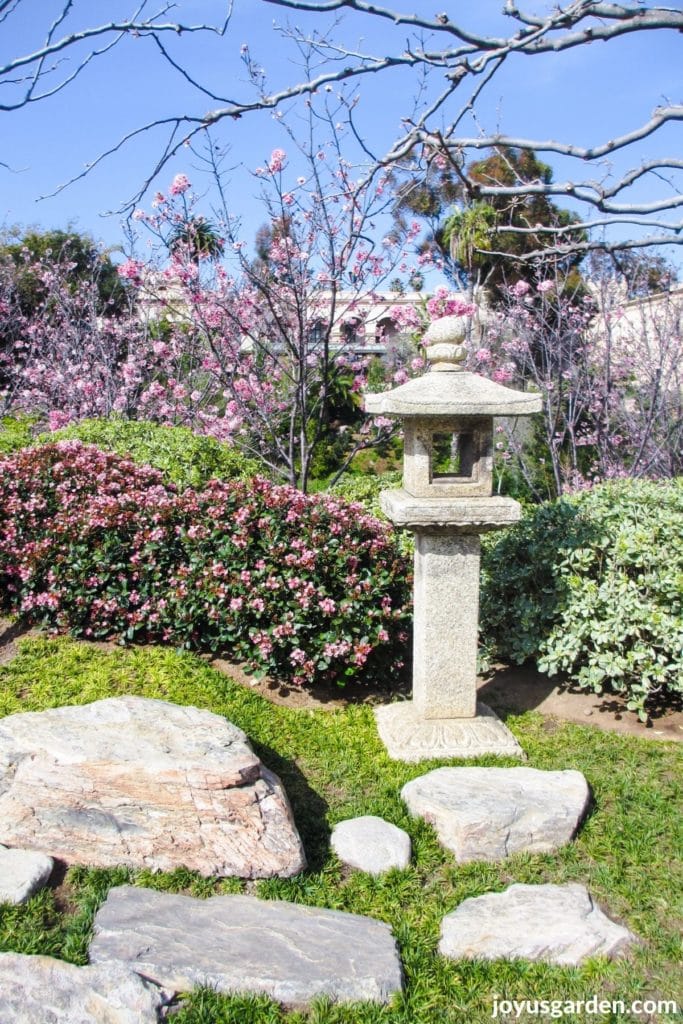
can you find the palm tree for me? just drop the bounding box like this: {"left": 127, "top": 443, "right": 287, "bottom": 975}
{"left": 168, "top": 216, "right": 225, "bottom": 263}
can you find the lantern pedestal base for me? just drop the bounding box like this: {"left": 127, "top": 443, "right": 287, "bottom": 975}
{"left": 374, "top": 701, "right": 525, "bottom": 762}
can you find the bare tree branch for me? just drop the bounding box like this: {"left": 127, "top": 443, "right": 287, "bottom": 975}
{"left": 257, "top": 1, "right": 683, "bottom": 252}
{"left": 3, "top": 0, "right": 682, "bottom": 254}
{"left": 429, "top": 107, "right": 683, "bottom": 166}
{"left": 486, "top": 232, "right": 683, "bottom": 262}
{"left": 0, "top": 1, "right": 232, "bottom": 111}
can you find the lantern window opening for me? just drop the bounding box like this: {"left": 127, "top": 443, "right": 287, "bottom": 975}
{"left": 430, "top": 431, "right": 478, "bottom": 483}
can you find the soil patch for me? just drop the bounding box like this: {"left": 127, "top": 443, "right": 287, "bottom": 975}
{"left": 477, "top": 663, "right": 683, "bottom": 743}
{"left": 209, "top": 657, "right": 410, "bottom": 710}
{"left": 0, "top": 617, "right": 41, "bottom": 667}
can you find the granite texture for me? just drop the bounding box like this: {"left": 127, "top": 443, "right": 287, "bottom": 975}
{"left": 90, "top": 885, "right": 404, "bottom": 1008}
{"left": 401, "top": 766, "right": 590, "bottom": 861}
{"left": 402, "top": 418, "right": 493, "bottom": 499}
{"left": 0, "top": 696, "right": 306, "bottom": 878}
{"left": 0, "top": 844, "right": 53, "bottom": 905}
{"left": 364, "top": 369, "right": 542, "bottom": 418}
{"left": 374, "top": 701, "right": 524, "bottom": 762}
{"left": 0, "top": 953, "right": 167, "bottom": 1023}
{"left": 379, "top": 489, "right": 522, "bottom": 531}
{"left": 331, "top": 816, "right": 411, "bottom": 875}
{"left": 412, "top": 531, "right": 480, "bottom": 718}
{"left": 439, "top": 883, "right": 637, "bottom": 965}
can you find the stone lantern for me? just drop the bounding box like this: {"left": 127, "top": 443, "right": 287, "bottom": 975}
{"left": 365, "top": 315, "right": 542, "bottom": 761}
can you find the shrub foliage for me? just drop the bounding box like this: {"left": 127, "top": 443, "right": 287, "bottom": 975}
{"left": 481, "top": 479, "right": 683, "bottom": 715}
{"left": 0, "top": 414, "right": 37, "bottom": 455}
{"left": 0, "top": 442, "right": 411, "bottom": 688}
{"left": 38, "top": 417, "right": 259, "bottom": 491}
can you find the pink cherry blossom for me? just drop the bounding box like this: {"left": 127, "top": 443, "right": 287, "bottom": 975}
{"left": 169, "top": 173, "right": 191, "bottom": 196}
{"left": 268, "top": 148, "right": 287, "bottom": 173}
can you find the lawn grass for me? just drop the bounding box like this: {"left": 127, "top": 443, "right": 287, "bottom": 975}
{"left": 0, "top": 636, "right": 681, "bottom": 1023}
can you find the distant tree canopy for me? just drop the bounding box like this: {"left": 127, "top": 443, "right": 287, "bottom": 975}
{"left": 0, "top": 229, "right": 128, "bottom": 316}
{"left": 394, "top": 148, "right": 586, "bottom": 299}
{"left": 252, "top": 216, "right": 296, "bottom": 280}
{"left": 167, "top": 216, "right": 225, "bottom": 264}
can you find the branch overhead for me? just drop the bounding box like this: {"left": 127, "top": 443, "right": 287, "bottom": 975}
{"left": 0, "top": 1, "right": 232, "bottom": 111}
{"left": 2, "top": 0, "right": 681, "bottom": 255}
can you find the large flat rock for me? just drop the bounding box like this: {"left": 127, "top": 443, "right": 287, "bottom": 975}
{"left": 90, "top": 884, "right": 404, "bottom": 1008}
{"left": 401, "top": 766, "right": 589, "bottom": 862}
{"left": 0, "top": 696, "right": 306, "bottom": 878}
{"left": 439, "top": 883, "right": 637, "bottom": 965}
{"left": 0, "top": 952, "right": 167, "bottom": 1023}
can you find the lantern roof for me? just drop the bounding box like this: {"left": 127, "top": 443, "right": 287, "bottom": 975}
{"left": 365, "top": 368, "right": 542, "bottom": 418}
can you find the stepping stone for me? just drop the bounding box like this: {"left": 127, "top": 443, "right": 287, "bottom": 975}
{"left": 0, "top": 696, "right": 306, "bottom": 878}
{"left": 90, "top": 884, "right": 404, "bottom": 1008}
{"left": 402, "top": 766, "right": 589, "bottom": 862}
{"left": 439, "top": 883, "right": 637, "bottom": 965}
{"left": 331, "top": 815, "right": 411, "bottom": 875}
{"left": 0, "top": 844, "right": 53, "bottom": 904}
{"left": 0, "top": 952, "right": 167, "bottom": 1023}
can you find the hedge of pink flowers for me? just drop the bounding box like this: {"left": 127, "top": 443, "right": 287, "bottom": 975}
{"left": 0, "top": 441, "right": 411, "bottom": 687}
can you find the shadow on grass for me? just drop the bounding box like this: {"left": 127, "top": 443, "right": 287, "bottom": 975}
{"left": 212, "top": 655, "right": 412, "bottom": 711}
{"left": 478, "top": 663, "right": 560, "bottom": 720}
{"left": 251, "top": 741, "right": 331, "bottom": 873}
{"left": 0, "top": 615, "right": 36, "bottom": 666}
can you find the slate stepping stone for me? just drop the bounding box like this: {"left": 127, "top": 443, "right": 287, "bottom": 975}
{"left": 331, "top": 816, "right": 412, "bottom": 875}
{"left": 401, "top": 766, "right": 589, "bottom": 862}
{"left": 0, "top": 696, "right": 305, "bottom": 878}
{"left": 0, "top": 952, "right": 167, "bottom": 1023}
{"left": 0, "top": 844, "right": 53, "bottom": 904}
{"left": 90, "top": 884, "right": 404, "bottom": 1008}
{"left": 439, "top": 883, "right": 637, "bottom": 965}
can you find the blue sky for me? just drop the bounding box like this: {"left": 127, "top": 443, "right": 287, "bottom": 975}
{"left": 2, "top": 1, "right": 681, "bottom": 270}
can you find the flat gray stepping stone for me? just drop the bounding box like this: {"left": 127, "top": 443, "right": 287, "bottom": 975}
{"left": 331, "top": 816, "right": 411, "bottom": 875}
{"left": 0, "top": 844, "right": 53, "bottom": 904}
{"left": 0, "top": 952, "right": 167, "bottom": 1023}
{"left": 0, "top": 696, "right": 305, "bottom": 878}
{"left": 90, "top": 884, "right": 403, "bottom": 1008}
{"left": 402, "top": 766, "right": 589, "bottom": 862}
{"left": 439, "top": 883, "right": 637, "bottom": 965}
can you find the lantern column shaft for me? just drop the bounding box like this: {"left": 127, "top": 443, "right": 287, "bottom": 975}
{"left": 413, "top": 531, "right": 479, "bottom": 719}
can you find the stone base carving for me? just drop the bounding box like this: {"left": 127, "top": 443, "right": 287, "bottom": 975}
{"left": 374, "top": 701, "right": 525, "bottom": 762}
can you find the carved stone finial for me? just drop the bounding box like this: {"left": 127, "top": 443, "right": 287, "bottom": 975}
{"left": 423, "top": 314, "right": 469, "bottom": 372}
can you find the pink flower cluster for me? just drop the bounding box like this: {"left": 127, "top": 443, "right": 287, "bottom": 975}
{"left": 268, "top": 149, "right": 287, "bottom": 174}
{"left": 169, "top": 174, "right": 191, "bottom": 196}
{"left": 426, "top": 288, "right": 477, "bottom": 320}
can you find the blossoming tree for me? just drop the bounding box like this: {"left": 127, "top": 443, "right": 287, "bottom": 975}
{"left": 124, "top": 128, "right": 432, "bottom": 490}
{"left": 475, "top": 271, "right": 683, "bottom": 498}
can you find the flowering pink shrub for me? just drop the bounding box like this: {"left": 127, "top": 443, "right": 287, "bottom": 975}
{"left": 0, "top": 441, "right": 179, "bottom": 636}
{"left": 0, "top": 442, "right": 411, "bottom": 687}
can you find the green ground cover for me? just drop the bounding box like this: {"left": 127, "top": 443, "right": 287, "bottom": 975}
{"left": 0, "top": 636, "right": 681, "bottom": 1023}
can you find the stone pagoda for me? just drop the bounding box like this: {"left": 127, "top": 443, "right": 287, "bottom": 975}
{"left": 365, "top": 314, "right": 542, "bottom": 761}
